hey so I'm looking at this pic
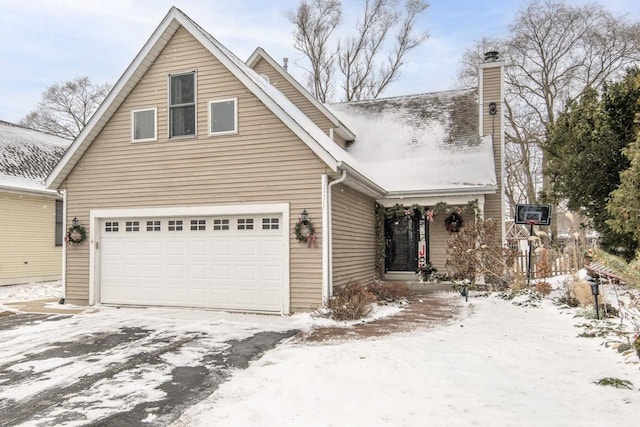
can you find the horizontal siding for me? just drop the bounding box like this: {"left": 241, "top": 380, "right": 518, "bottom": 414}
{"left": 0, "top": 193, "right": 61, "bottom": 285}
{"left": 63, "top": 26, "right": 330, "bottom": 312}
{"left": 428, "top": 212, "right": 474, "bottom": 275}
{"left": 252, "top": 58, "right": 347, "bottom": 148}
{"left": 331, "top": 184, "right": 377, "bottom": 288}
{"left": 481, "top": 65, "right": 504, "bottom": 237}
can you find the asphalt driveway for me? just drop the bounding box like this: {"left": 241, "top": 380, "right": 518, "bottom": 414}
{"left": 0, "top": 306, "right": 299, "bottom": 426}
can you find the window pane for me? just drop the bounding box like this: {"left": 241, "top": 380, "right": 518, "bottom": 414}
{"left": 170, "top": 74, "right": 194, "bottom": 105}
{"left": 170, "top": 106, "right": 195, "bottom": 137}
{"left": 134, "top": 110, "right": 155, "bottom": 140}
{"left": 55, "top": 200, "right": 63, "bottom": 246}
{"left": 210, "top": 100, "right": 235, "bottom": 133}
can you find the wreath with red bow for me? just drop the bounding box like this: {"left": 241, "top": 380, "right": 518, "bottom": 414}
{"left": 444, "top": 211, "right": 464, "bottom": 233}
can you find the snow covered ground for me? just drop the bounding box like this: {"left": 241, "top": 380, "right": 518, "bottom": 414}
{"left": 172, "top": 287, "right": 640, "bottom": 426}
{"left": 1, "top": 279, "right": 639, "bottom": 426}
{"left": 0, "top": 280, "right": 63, "bottom": 304}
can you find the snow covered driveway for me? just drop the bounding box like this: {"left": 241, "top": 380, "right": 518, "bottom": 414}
{"left": 0, "top": 306, "right": 301, "bottom": 426}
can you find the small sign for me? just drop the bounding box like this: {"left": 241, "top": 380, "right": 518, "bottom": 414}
{"left": 515, "top": 204, "right": 551, "bottom": 226}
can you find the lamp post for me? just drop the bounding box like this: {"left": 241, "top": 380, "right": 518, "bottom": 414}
{"left": 587, "top": 275, "right": 600, "bottom": 320}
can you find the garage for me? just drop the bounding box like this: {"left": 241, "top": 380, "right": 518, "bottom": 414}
{"left": 97, "top": 211, "right": 287, "bottom": 313}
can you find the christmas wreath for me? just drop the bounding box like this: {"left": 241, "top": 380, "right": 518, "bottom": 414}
{"left": 295, "top": 218, "right": 316, "bottom": 244}
{"left": 67, "top": 224, "right": 87, "bottom": 244}
{"left": 444, "top": 211, "right": 464, "bottom": 233}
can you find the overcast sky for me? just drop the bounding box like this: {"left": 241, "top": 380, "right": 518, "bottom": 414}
{"left": 1, "top": 0, "right": 639, "bottom": 124}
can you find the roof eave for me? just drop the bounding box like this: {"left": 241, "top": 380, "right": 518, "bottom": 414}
{"left": 337, "top": 161, "right": 386, "bottom": 199}
{"left": 384, "top": 185, "right": 498, "bottom": 199}
{"left": 1, "top": 184, "right": 61, "bottom": 198}
{"left": 46, "top": 8, "right": 183, "bottom": 189}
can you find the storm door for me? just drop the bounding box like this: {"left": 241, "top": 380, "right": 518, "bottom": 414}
{"left": 384, "top": 214, "right": 419, "bottom": 272}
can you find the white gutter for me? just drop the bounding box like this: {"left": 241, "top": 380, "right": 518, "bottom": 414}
{"left": 322, "top": 169, "right": 348, "bottom": 302}
{"left": 0, "top": 184, "right": 61, "bottom": 198}
{"left": 384, "top": 185, "right": 499, "bottom": 198}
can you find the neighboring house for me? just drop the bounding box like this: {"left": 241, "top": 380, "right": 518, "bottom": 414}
{"left": 0, "top": 121, "right": 69, "bottom": 286}
{"left": 46, "top": 7, "right": 504, "bottom": 314}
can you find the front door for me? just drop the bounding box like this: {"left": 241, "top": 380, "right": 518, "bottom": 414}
{"left": 385, "top": 215, "right": 418, "bottom": 272}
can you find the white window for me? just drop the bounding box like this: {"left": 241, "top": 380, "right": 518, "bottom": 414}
{"left": 168, "top": 220, "right": 183, "bottom": 231}
{"left": 131, "top": 108, "right": 157, "bottom": 142}
{"left": 237, "top": 218, "right": 254, "bottom": 230}
{"left": 262, "top": 218, "right": 279, "bottom": 230}
{"left": 146, "top": 220, "right": 161, "bottom": 231}
{"left": 208, "top": 98, "right": 237, "bottom": 135}
{"left": 125, "top": 221, "right": 140, "bottom": 232}
{"left": 190, "top": 219, "right": 206, "bottom": 231}
{"left": 213, "top": 219, "right": 229, "bottom": 231}
{"left": 105, "top": 221, "right": 119, "bottom": 232}
{"left": 169, "top": 72, "right": 196, "bottom": 138}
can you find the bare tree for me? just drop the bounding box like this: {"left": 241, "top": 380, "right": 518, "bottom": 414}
{"left": 287, "top": 0, "right": 342, "bottom": 103}
{"left": 457, "top": 1, "right": 640, "bottom": 226}
{"left": 21, "top": 77, "right": 111, "bottom": 139}
{"left": 288, "top": 0, "right": 429, "bottom": 102}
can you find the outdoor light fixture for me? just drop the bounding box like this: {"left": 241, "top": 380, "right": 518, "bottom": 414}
{"left": 300, "top": 209, "right": 309, "bottom": 225}
{"left": 587, "top": 275, "right": 601, "bottom": 320}
{"left": 489, "top": 102, "right": 497, "bottom": 115}
{"left": 72, "top": 217, "right": 79, "bottom": 228}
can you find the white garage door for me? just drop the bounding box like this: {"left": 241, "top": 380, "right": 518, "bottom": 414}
{"left": 99, "top": 214, "right": 284, "bottom": 312}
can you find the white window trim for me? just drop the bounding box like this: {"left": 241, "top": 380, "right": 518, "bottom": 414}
{"left": 131, "top": 107, "right": 157, "bottom": 142}
{"left": 168, "top": 70, "right": 197, "bottom": 139}
{"left": 208, "top": 97, "right": 238, "bottom": 136}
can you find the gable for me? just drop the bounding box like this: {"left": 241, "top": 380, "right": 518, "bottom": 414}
{"left": 247, "top": 50, "right": 355, "bottom": 148}
{"left": 252, "top": 58, "right": 347, "bottom": 146}
{"left": 64, "top": 26, "right": 332, "bottom": 192}
{"left": 47, "top": 7, "right": 368, "bottom": 191}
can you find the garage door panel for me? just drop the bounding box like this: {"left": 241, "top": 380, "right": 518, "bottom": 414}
{"left": 166, "top": 264, "right": 185, "bottom": 279}
{"left": 166, "top": 241, "right": 186, "bottom": 255}
{"left": 261, "top": 265, "right": 282, "bottom": 281}
{"left": 188, "top": 241, "right": 208, "bottom": 255}
{"left": 123, "top": 241, "right": 142, "bottom": 256}
{"left": 122, "top": 263, "right": 141, "bottom": 279}
{"left": 99, "top": 214, "right": 284, "bottom": 312}
{"left": 235, "top": 240, "right": 257, "bottom": 256}
{"left": 260, "top": 240, "right": 282, "bottom": 256}
{"left": 188, "top": 264, "right": 208, "bottom": 280}
{"left": 144, "top": 242, "right": 162, "bottom": 255}
{"left": 211, "top": 240, "right": 232, "bottom": 256}
{"left": 144, "top": 265, "right": 163, "bottom": 279}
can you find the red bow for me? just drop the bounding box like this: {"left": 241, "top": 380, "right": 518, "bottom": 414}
{"left": 307, "top": 232, "right": 318, "bottom": 248}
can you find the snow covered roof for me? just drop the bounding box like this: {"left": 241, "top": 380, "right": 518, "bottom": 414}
{"left": 0, "top": 121, "right": 69, "bottom": 195}
{"left": 330, "top": 90, "right": 497, "bottom": 194}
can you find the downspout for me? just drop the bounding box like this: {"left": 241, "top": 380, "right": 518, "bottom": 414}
{"left": 58, "top": 189, "right": 67, "bottom": 303}
{"left": 322, "top": 169, "right": 347, "bottom": 303}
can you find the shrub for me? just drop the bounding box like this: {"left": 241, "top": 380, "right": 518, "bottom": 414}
{"left": 557, "top": 280, "right": 579, "bottom": 307}
{"left": 534, "top": 281, "right": 553, "bottom": 297}
{"left": 446, "top": 218, "right": 517, "bottom": 289}
{"left": 327, "top": 281, "right": 377, "bottom": 321}
{"left": 367, "top": 282, "right": 410, "bottom": 302}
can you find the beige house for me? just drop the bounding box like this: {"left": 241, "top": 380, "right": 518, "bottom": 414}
{"left": 0, "top": 121, "right": 69, "bottom": 286}
{"left": 46, "top": 7, "right": 504, "bottom": 314}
